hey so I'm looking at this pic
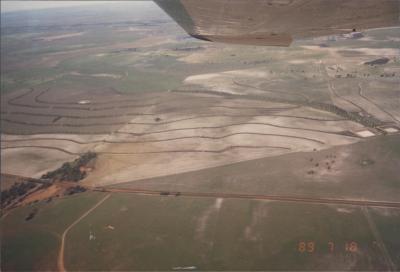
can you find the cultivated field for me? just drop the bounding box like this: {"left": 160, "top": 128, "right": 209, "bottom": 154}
{"left": 2, "top": 23, "right": 399, "bottom": 181}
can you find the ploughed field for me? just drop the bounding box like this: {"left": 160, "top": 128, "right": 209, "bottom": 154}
{"left": 1, "top": 84, "right": 369, "bottom": 182}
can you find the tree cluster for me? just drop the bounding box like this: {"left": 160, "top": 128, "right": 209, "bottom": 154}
{"left": 41, "top": 152, "right": 97, "bottom": 182}
{"left": 1, "top": 182, "right": 37, "bottom": 207}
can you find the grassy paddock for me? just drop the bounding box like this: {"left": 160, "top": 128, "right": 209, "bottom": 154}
{"left": 64, "top": 193, "right": 394, "bottom": 271}
{"left": 1, "top": 192, "right": 105, "bottom": 271}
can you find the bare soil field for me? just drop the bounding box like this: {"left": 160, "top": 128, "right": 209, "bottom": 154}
{"left": 1, "top": 147, "right": 76, "bottom": 178}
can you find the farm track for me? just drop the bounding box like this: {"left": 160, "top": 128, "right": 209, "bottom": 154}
{"left": 97, "top": 187, "right": 400, "bottom": 209}
{"left": 57, "top": 194, "right": 111, "bottom": 272}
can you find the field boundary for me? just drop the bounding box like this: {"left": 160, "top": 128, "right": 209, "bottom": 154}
{"left": 98, "top": 187, "right": 400, "bottom": 209}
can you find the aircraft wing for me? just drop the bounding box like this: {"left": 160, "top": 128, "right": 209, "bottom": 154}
{"left": 154, "top": 0, "right": 400, "bottom": 46}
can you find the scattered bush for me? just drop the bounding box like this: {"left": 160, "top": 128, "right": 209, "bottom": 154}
{"left": 25, "top": 208, "right": 38, "bottom": 221}
{"left": 64, "top": 186, "right": 87, "bottom": 196}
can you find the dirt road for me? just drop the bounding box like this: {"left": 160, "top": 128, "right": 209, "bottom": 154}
{"left": 57, "top": 194, "right": 111, "bottom": 272}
